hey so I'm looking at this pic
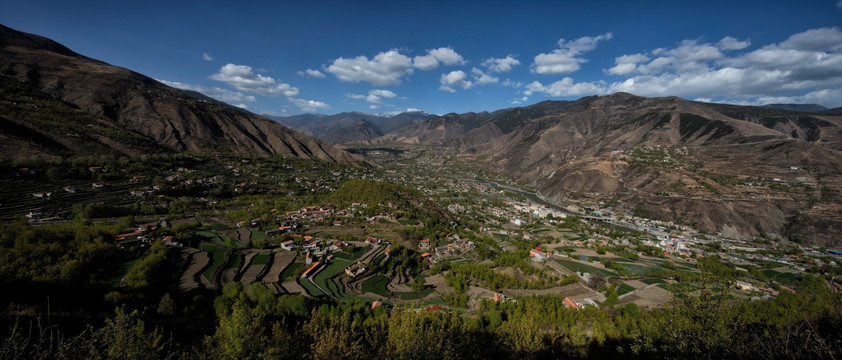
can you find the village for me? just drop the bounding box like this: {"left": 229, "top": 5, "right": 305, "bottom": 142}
{"left": 3, "top": 148, "right": 838, "bottom": 316}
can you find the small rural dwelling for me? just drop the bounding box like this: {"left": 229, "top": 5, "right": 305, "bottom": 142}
{"left": 734, "top": 281, "right": 753, "bottom": 291}
{"left": 563, "top": 297, "right": 579, "bottom": 310}
{"left": 529, "top": 247, "right": 546, "bottom": 262}
{"left": 345, "top": 262, "right": 366, "bottom": 278}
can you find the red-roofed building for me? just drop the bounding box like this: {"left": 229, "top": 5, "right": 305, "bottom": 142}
{"left": 301, "top": 262, "right": 321, "bottom": 278}
{"left": 563, "top": 297, "right": 579, "bottom": 310}
{"left": 530, "top": 247, "right": 546, "bottom": 262}
{"left": 418, "top": 239, "right": 431, "bottom": 249}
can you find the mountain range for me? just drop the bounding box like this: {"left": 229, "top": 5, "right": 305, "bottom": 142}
{"left": 3, "top": 24, "right": 842, "bottom": 245}
{"left": 0, "top": 24, "right": 360, "bottom": 165}
{"left": 369, "top": 93, "right": 842, "bottom": 245}
{"left": 266, "top": 111, "right": 434, "bottom": 144}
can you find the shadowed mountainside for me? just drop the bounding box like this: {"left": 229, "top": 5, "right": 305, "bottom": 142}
{"left": 0, "top": 24, "right": 361, "bottom": 165}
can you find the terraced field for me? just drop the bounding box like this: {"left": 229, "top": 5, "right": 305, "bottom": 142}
{"left": 179, "top": 248, "right": 209, "bottom": 291}
{"left": 199, "top": 243, "right": 225, "bottom": 285}
{"left": 761, "top": 269, "right": 798, "bottom": 284}
{"left": 311, "top": 258, "right": 353, "bottom": 299}
{"left": 555, "top": 259, "right": 617, "bottom": 276}
{"left": 280, "top": 262, "right": 303, "bottom": 281}
{"left": 0, "top": 178, "right": 138, "bottom": 222}
{"left": 362, "top": 275, "right": 391, "bottom": 297}
{"left": 617, "top": 283, "right": 636, "bottom": 296}
{"left": 240, "top": 251, "right": 271, "bottom": 285}
{"left": 262, "top": 251, "right": 296, "bottom": 288}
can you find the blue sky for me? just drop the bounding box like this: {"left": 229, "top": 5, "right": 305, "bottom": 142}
{"left": 3, "top": 0, "right": 842, "bottom": 115}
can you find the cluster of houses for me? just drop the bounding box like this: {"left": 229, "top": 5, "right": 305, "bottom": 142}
{"left": 113, "top": 218, "right": 181, "bottom": 248}
{"left": 431, "top": 234, "right": 475, "bottom": 259}
{"left": 733, "top": 280, "right": 796, "bottom": 298}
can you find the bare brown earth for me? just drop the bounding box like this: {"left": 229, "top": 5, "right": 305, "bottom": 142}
{"left": 500, "top": 282, "right": 601, "bottom": 302}
{"left": 262, "top": 251, "right": 296, "bottom": 284}
{"left": 281, "top": 279, "right": 307, "bottom": 296}
{"left": 425, "top": 274, "right": 454, "bottom": 294}
{"left": 240, "top": 253, "right": 268, "bottom": 285}
{"left": 617, "top": 284, "right": 673, "bottom": 308}
{"left": 178, "top": 248, "right": 208, "bottom": 292}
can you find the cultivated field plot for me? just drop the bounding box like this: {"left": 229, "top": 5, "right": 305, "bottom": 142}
{"left": 616, "top": 283, "right": 673, "bottom": 308}
{"left": 240, "top": 251, "right": 271, "bottom": 285}
{"left": 362, "top": 274, "right": 391, "bottom": 297}
{"left": 555, "top": 259, "right": 617, "bottom": 276}
{"left": 196, "top": 230, "right": 247, "bottom": 249}
{"left": 616, "top": 283, "right": 636, "bottom": 296}
{"left": 619, "top": 262, "right": 655, "bottom": 275}
{"left": 0, "top": 178, "right": 138, "bottom": 221}
{"left": 279, "top": 262, "right": 303, "bottom": 281}
{"left": 179, "top": 248, "right": 209, "bottom": 291}
{"left": 762, "top": 269, "right": 798, "bottom": 284}
{"left": 311, "top": 258, "right": 353, "bottom": 298}
{"left": 199, "top": 243, "right": 225, "bottom": 284}
{"left": 332, "top": 246, "right": 368, "bottom": 261}
{"left": 298, "top": 277, "right": 325, "bottom": 297}
{"left": 262, "top": 251, "right": 296, "bottom": 284}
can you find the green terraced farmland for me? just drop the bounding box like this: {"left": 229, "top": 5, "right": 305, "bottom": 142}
{"left": 555, "top": 259, "right": 616, "bottom": 276}
{"left": 279, "top": 262, "right": 302, "bottom": 280}
{"left": 298, "top": 278, "right": 325, "bottom": 297}
{"left": 199, "top": 244, "right": 225, "bottom": 281}
{"left": 362, "top": 275, "right": 391, "bottom": 297}
{"left": 392, "top": 287, "right": 435, "bottom": 300}
{"left": 251, "top": 252, "right": 270, "bottom": 265}
{"left": 617, "top": 283, "right": 636, "bottom": 296}
{"left": 312, "top": 259, "right": 352, "bottom": 298}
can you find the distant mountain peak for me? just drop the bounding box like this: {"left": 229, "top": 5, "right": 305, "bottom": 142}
{"left": 762, "top": 103, "right": 828, "bottom": 113}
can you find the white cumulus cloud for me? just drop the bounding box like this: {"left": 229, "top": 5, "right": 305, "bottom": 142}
{"left": 717, "top": 36, "right": 751, "bottom": 50}
{"left": 472, "top": 68, "right": 499, "bottom": 85}
{"left": 607, "top": 53, "right": 651, "bottom": 75}
{"left": 326, "top": 50, "right": 413, "bottom": 86}
{"left": 532, "top": 32, "right": 613, "bottom": 75}
{"left": 297, "top": 69, "right": 326, "bottom": 78}
{"left": 210, "top": 64, "right": 299, "bottom": 96}
{"left": 413, "top": 47, "right": 465, "bottom": 70}
{"left": 157, "top": 79, "right": 257, "bottom": 104}
{"left": 203, "top": 52, "right": 214, "bottom": 61}
{"left": 525, "top": 78, "right": 607, "bottom": 97}
{"left": 412, "top": 54, "right": 440, "bottom": 71}
{"left": 369, "top": 89, "right": 397, "bottom": 98}
{"left": 596, "top": 27, "right": 842, "bottom": 107}
{"left": 428, "top": 47, "right": 465, "bottom": 65}
{"left": 347, "top": 89, "right": 399, "bottom": 105}
{"left": 439, "top": 70, "right": 473, "bottom": 92}
{"left": 289, "top": 98, "right": 330, "bottom": 112}
{"left": 482, "top": 55, "right": 521, "bottom": 73}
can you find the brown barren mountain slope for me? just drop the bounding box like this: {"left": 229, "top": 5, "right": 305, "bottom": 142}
{"left": 0, "top": 24, "right": 361, "bottom": 165}
{"left": 416, "top": 93, "right": 842, "bottom": 245}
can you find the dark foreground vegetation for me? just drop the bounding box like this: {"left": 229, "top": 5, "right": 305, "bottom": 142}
{"left": 2, "top": 236, "right": 839, "bottom": 360}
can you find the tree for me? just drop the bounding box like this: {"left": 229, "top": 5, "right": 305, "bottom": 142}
{"left": 89, "top": 307, "right": 167, "bottom": 360}
{"left": 622, "top": 302, "right": 640, "bottom": 318}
